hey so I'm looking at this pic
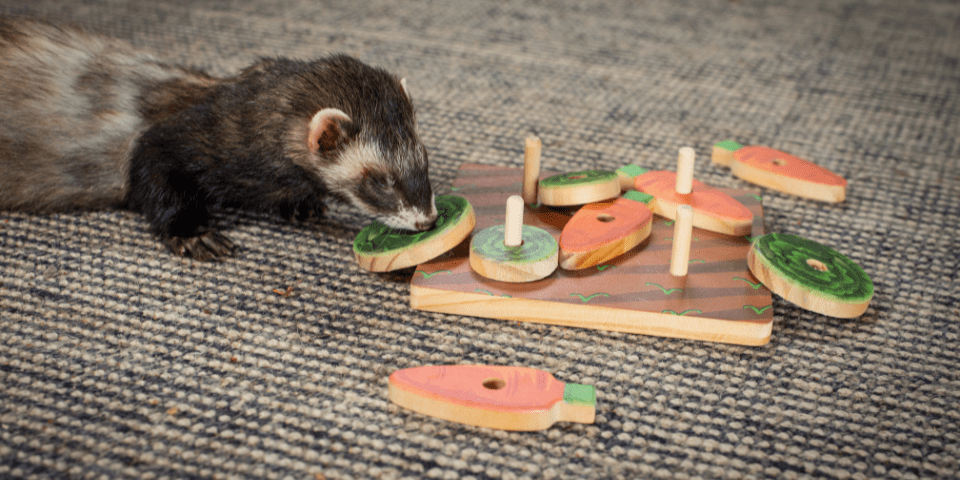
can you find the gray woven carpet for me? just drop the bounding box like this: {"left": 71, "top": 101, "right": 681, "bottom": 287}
{"left": 1, "top": 0, "right": 958, "bottom": 478}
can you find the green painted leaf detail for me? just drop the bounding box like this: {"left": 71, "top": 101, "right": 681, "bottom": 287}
{"left": 663, "top": 309, "right": 702, "bottom": 316}
{"left": 733, "top": 277, "right": 763, "bottom": 289}
{"left": 645, "top": 282, "right": 682, "bottom": 295}
{"left": 416, "top": 270, "right": 452, "bottom": 279}
{"left": 475, "top": 288, "right": 511, "bottom": 298}
{"left": 570, "top": 293, "right": 611, "bottom": 303}
{"left": 744, "top": 305, "right": 773, "bottom": 314}
{"left": 597, "top": 265, "right": 617, "bottom": 272}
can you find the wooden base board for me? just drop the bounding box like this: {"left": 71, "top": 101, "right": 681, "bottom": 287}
{"left": 410, "top": 164, "right": 774, "bottom": 346}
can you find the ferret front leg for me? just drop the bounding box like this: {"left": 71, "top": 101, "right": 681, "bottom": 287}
{"left": 127, "top": 162, "right": 238, "bottom": 260}
{"left": 154, "top": 192, "right": 238, "bottom": 260}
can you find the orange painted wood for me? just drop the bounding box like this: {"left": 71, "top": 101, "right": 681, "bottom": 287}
{"left": 731, "top": 146, "right": 847, "bottom": 202}
{"left": 559, "top": 191, "right": 654, "bottom": 270}
{"left": 713, "top": 141, "right": 847, "bottom": 202}
{"left": 633, "top": 170, "right": 753, "bottom": 236}
{"left": 388, "top": 365, "right": 596, "bottom": 431}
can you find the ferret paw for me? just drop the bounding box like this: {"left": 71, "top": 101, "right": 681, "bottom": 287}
{"left": 164, "top": 231, "right": 238, "bottom": 260}
{"left": 279, "top": 201, "right": 327, "bottom": 223}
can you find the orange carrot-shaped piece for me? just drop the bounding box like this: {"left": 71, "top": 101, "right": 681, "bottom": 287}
{"left": 712, "top": 140, "right": 847, "bottom": 202}
{"left": 559, "top": 190, "right": 654, "bottom": 270}
{"left": 618, "top": 166, "right": 753, "bottom": 236}
{"left": 388, "top": 365, "right": 596, "bottom": 431}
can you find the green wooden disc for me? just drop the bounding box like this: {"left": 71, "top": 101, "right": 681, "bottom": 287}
{"left": 353, "top": 195, "right": 471, "bottom": 256}
{"left": 470, "top": 225, "right": 557, "bottom": 264}
{"left": 539, "top": 170, "right": 617, "bottom": 189}
{"left": 751, "top": 233, "right": 873, "bottom": 304}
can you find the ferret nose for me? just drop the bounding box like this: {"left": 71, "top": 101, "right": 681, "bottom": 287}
{"left": 415, "top": 211, "right": 438, "bottom": 231}
{"left": 415, "top": 218, "right": 436, "bottom": 231}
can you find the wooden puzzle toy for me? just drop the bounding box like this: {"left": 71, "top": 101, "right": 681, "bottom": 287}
{"left": 747, "top": 233, "right": 873, "bottom": 318}
{"left": 538, "top": 169, "right": 621, "bottom": 206}
{"left": 558, "top": 190, "right": 654, "bottom": 270}
{"left": 522, "top": 136, "right": 542, "bottom": 205}
{"left": 388, "top": 365, "right": 596, "bottom": 431}
{"left": 616, "top": 148, "right": 754, "bottom": 236}
{"left": 469, "top": 195, "right": 558, "bottom": 282}
{"left": 712, "top": 140, "right": 847, "bottom": 202}
{"left": 410, "top": 164, "right": 774, "bottom": 346}
{"left": 354, "top": 195, "right": 476, "bottom": 272}
{"left": 669, "top": 204, "right": 694, "bottom": 277}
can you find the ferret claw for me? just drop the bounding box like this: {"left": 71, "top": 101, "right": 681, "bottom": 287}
{"left": 164, "top": 231, "right": 238, "bottom": 261}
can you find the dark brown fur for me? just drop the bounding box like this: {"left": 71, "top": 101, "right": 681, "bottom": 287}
{"left": 0, "top": 17, "right": 437, "bottom": 259}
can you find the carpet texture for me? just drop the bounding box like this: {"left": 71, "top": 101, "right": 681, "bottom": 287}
{"left": 1, "top": 0, "right": 958, "bottom": 479}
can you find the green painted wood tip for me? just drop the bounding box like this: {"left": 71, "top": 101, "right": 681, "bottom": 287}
{"left": 623, "top": 189, "right": 655, "bottom": 205}
{"left": 714, "top": 139, "right": 744, "bottom": 152}
{"left": 616, "top": 164, "right": 649, "bottom": 179}
{"left": 563, "top": 383, "right": 597, "bottom": 407}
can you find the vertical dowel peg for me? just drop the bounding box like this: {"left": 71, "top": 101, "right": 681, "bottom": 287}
{"left": 504, "top": 195, "right": 525, "bottom": 247}
{"left": 675, "top": 147, "right": 695, "bottom": 195}
{"left": 522, "top": 136, "right": 542, "bottom": 204}
{"left": 670, "top": 204, "right": 694, "bottom": 276}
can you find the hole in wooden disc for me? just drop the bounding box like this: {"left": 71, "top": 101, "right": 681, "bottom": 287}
{"left": 597, "top": 214, "right": 616, "bottom": 223}
{"left": 772, "top": 158, "right": 787, "bottom": 166}
{"left": 568, "top": 174, "right": 587, "bottom": 179}
{"left": 483, "top": 377, "right": 506, "bottom": 390}
{"left": 806, "top": 258, "right": 829, "bottom": 272}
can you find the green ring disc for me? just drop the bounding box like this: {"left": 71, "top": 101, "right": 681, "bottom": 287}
{"left": 470, "top": 225, "right": 557, "bottom": 264}
{"left": 539, "top": 170, "right": 617, "bottom": 189}
{"left": 353, "top": 195, "right": 471, "bottom": 256}
{"left": 752, "top": 233, "right": 873, "bottom": 303}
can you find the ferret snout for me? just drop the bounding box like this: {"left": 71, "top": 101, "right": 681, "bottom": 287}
{"left": 415, "top": 215, "right": 437, "bottom": 231}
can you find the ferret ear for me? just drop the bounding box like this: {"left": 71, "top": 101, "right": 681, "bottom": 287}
{"left": 308, "top": 108, "right": 353, "bottom": 154}
{"left": 400, "top": 78, "right": 410, "bottom": 99}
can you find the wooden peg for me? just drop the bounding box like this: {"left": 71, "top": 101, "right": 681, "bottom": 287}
{"left": 559, "top": 190, "right": 654, "bottom": 270}
{"left": 675, "top": 147, "right": 695, "bottom": 195}
{"left": 354, "top": 195, "right": 476, "bottom": 272}
{"left": 389, "top": 365, "right": 596, "bottom": 431}
{"left": 670, "top": 204, "right": 693, "bottom": 276}
{"left": 712, "top": 140, "right": 847, "bottom": 202}
{"left": 522, "top": 136, "right": 542, "bottom": 205}
{"left": 503, "top": 195, "right": 524, "bottom": 247}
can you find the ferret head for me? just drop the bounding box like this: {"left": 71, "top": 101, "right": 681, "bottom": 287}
{"left": 294, "top": 57, "right": 438, "bottom": 231}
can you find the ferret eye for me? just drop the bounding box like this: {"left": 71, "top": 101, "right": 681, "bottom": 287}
{"left": 365, "top": 175, "right": 392, "bottom": 192}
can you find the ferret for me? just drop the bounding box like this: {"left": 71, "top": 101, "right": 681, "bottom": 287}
{"left": 0, "top": 17, "right": 437, "bottom": 260}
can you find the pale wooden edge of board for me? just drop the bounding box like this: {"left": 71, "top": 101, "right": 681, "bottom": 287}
{"left": 729, "top": 161, "right": 846, "bottom": 203}
{"left": 410, "top": 285, "right": 772, "bottom": 346}
{"left": 356, "top": 205, "right": 477, "bottom": 272}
